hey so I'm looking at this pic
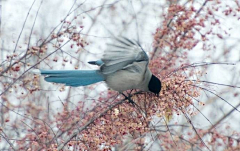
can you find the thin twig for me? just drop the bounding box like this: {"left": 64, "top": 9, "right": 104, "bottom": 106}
{"left": 57, "top": 98, "right": 127, "bottom": 150}
{"left": 9, "top": 0, "right": 37, "bottom": 67}
{"left": 181, "top": 108, "right": 211, "bottom": 151}
{"left": 0, "top": 132, "right": 17, "bottom": 151}
{"left": 24, "top": 0, "right": 43, "bottom": 68}
{"left": 193, "top": 102, "right": 240, "bottom": 148}
{"left": 192, "top": 85, "right": 240, "bottom": 113}
{"left": 185, "top": 79, "right": 240, "bottom": 89}
{"left": 0, "top": 39, "right": 71, "bottom": 96}
{"left": 165, "top": 62, "right": 235, "bottom": 78}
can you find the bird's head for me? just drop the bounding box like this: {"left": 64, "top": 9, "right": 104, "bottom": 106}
{"left": 148, "top": 75, "right": 161, "bottom": 96}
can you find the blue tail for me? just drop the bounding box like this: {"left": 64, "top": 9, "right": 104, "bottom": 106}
{"left": 40, "top": 70, "right": 105, "bottom": 87}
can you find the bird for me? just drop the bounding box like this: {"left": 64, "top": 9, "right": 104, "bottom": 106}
{"left": 37, "top": 37, "right": 161, "bottom": 95}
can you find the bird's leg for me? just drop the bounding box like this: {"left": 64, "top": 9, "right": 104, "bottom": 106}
{"left": 121, "top": 92, "right": 135, "bottom": 105}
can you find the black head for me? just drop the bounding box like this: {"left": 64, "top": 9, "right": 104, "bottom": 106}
{"left": 148, "top": 75, "right": 161, "bottom": 95}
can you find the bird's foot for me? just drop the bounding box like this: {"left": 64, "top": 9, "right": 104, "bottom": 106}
{"left": 121, "top": 92, "right": 135, "bottom": 105}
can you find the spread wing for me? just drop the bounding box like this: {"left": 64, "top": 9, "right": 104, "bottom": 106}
{"left": 101, "top": 37, "right": 149, "bottom": 74}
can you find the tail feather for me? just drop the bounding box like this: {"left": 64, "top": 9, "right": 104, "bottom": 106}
{"left": 88, "top": 60, "right": 104, "bottom": 66}
{"left": 40, "top": 70, "right": 105, "bottom": 87}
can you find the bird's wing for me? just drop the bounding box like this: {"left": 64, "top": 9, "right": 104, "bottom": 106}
{"left": 101, "top": 37, "right": 149, "bottom": 74}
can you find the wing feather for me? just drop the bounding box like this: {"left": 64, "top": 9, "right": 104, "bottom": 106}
{"left": 101, "top": 37, "right": 149, "bottom": 74}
